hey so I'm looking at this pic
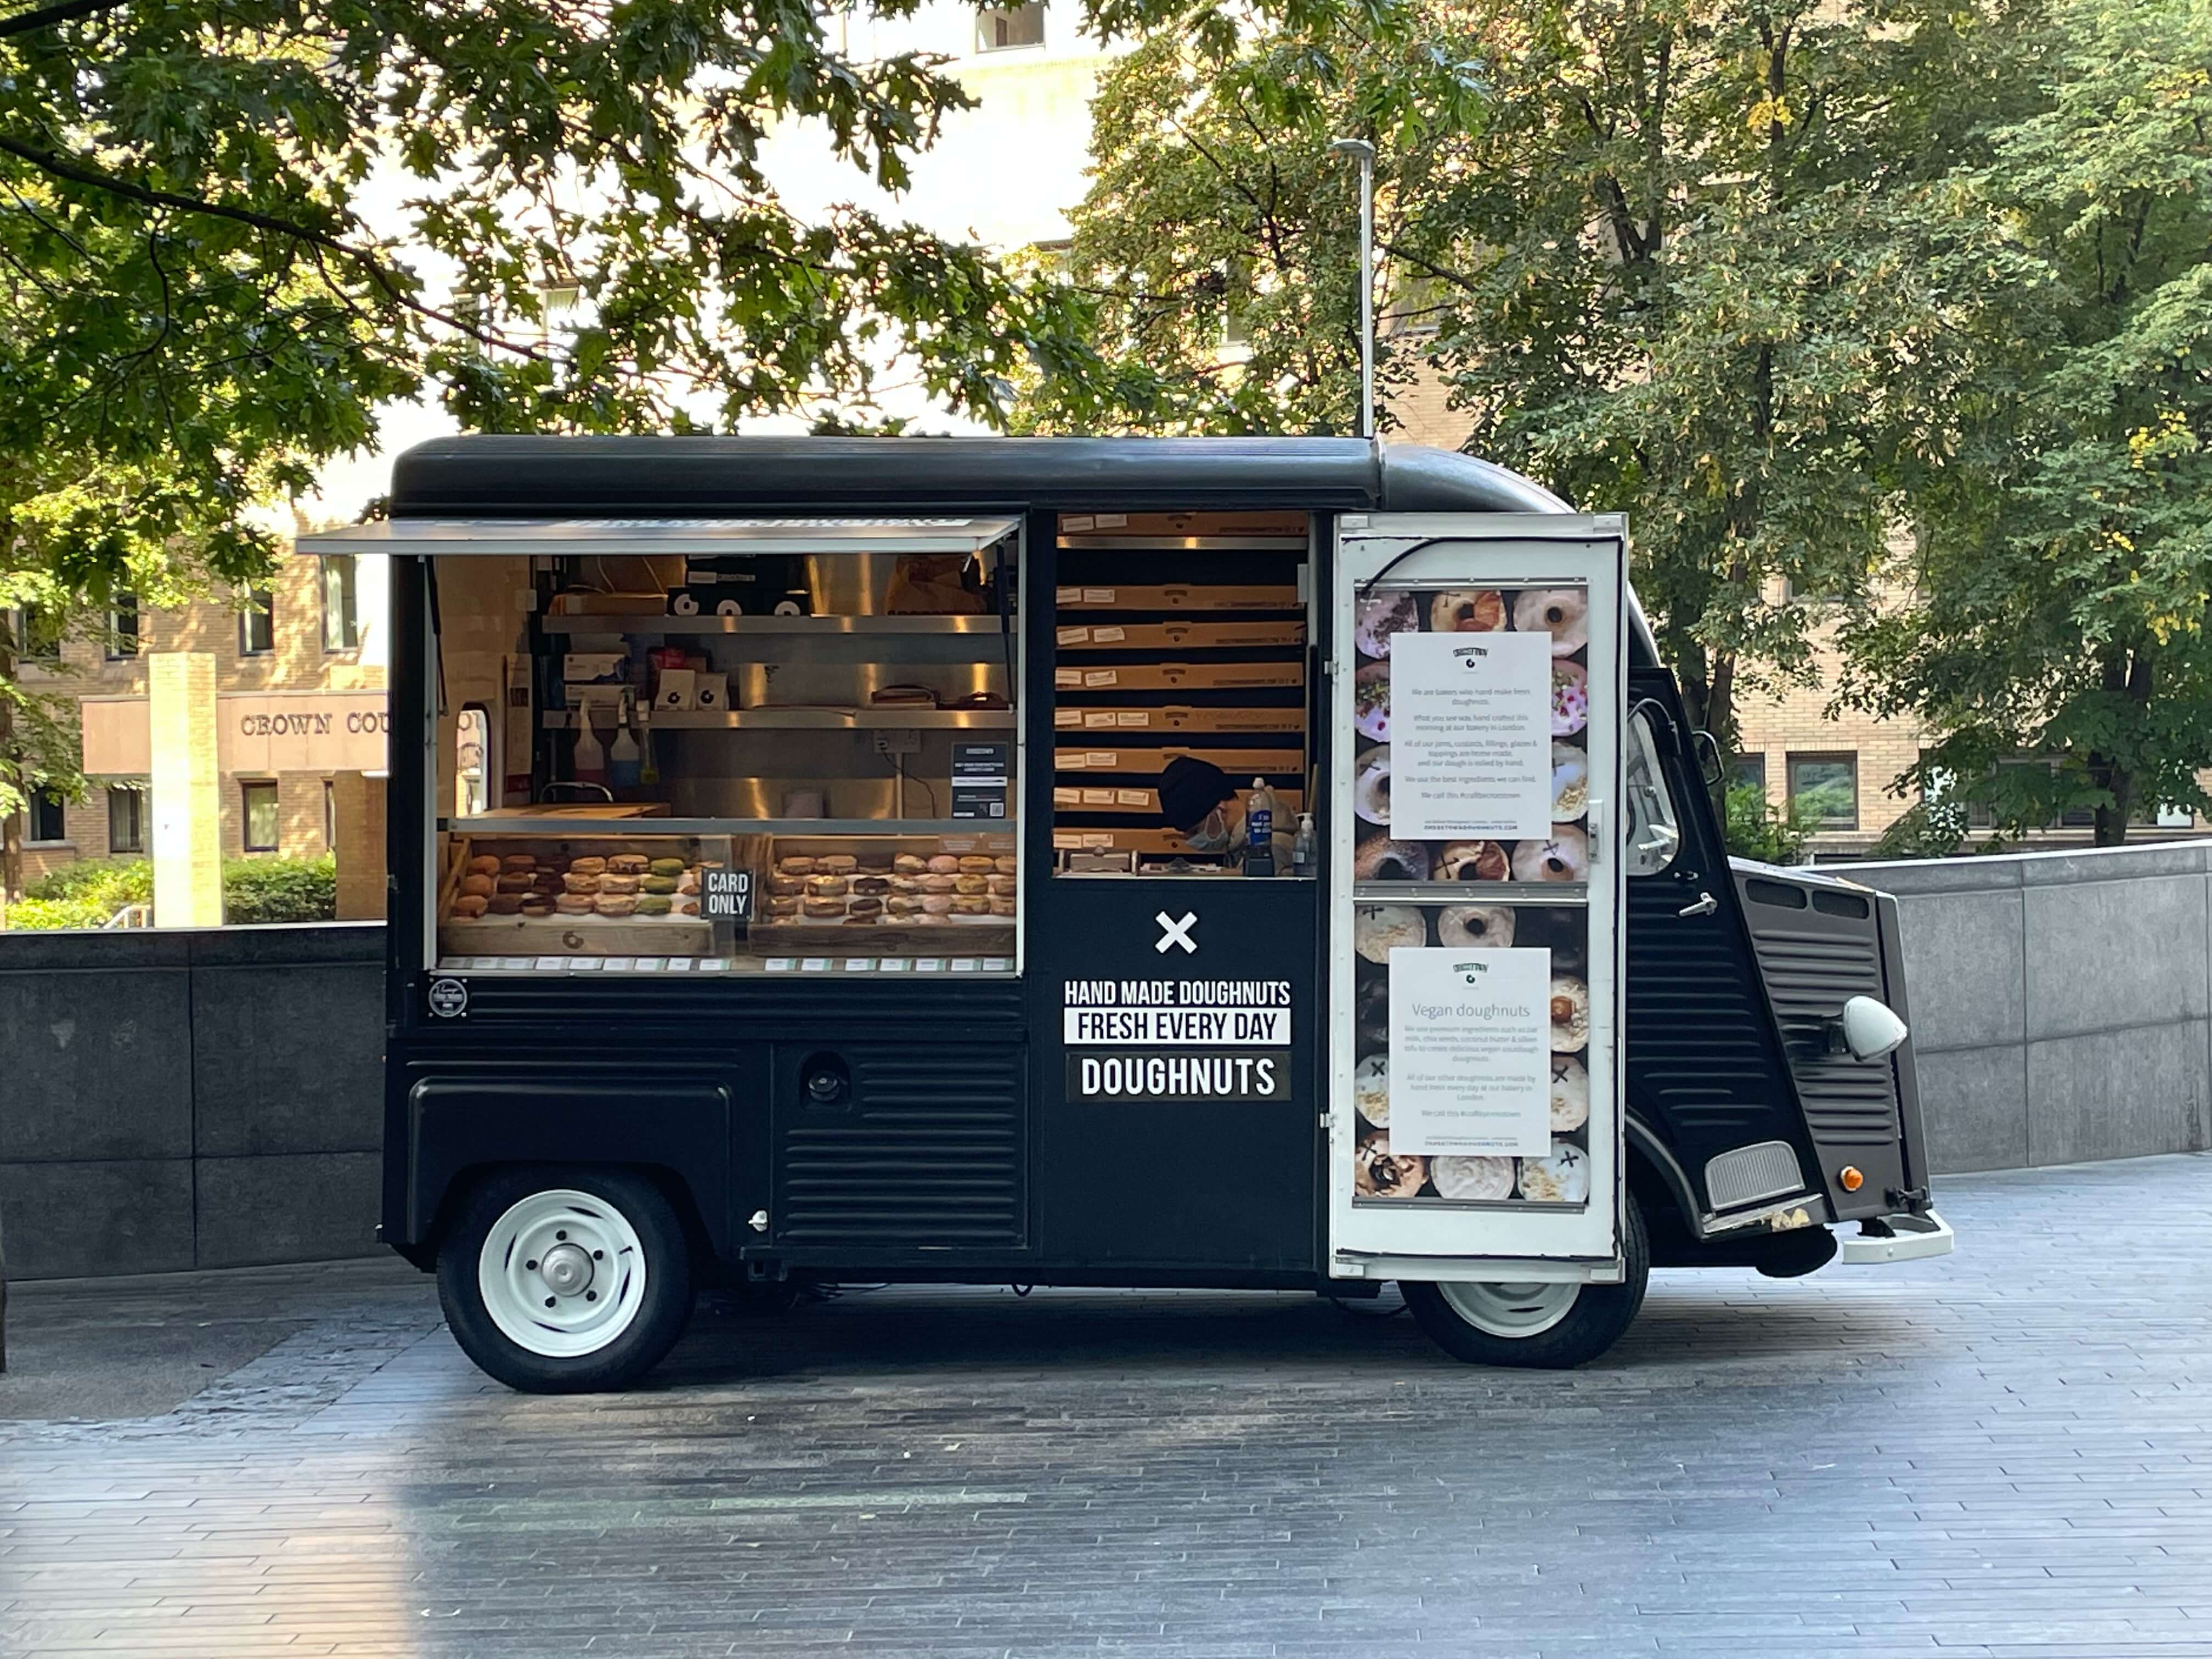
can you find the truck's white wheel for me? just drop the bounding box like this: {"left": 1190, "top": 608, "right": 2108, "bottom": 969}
{"left": 438, "top": 1167, "right": 694, "bottom": 1393}
{"left": 477, "top": 1189, "right": 648, "bottom": 1358}
{"left": 1401, "top": 1194, "right": 1650, "bottom": 1369}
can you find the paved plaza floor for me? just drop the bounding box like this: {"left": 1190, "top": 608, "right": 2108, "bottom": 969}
{"left": 0, "top": 1153, "right": 2208, "bottom": 1657}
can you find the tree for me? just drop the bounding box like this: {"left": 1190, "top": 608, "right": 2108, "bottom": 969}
{"left": 1028, "top": 0, "right": 2040, "bottom": 755}
{"left": 1836, "top": 0, "right": 2212, "bottom": 845}
{"left": 0, "top": 0, "right": 1120, "bottom": 891}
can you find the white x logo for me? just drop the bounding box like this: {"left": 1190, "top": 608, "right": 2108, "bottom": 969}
{"left": 1155, "top": 910, "right": 1198, "bottom": 955}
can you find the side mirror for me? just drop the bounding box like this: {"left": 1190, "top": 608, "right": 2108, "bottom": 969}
{"left": 1694, "top": 730, "right": 1725, "bottom": 787}
{"left": 1838, "top": 995, "right": 1909, "bottom": 1062}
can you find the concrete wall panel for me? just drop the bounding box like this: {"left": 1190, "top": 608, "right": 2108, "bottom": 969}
{"left": 0, "top": 968, "right": 193, "bottom": 1161}
{"left": 2022, "top": 873, "right": 2209, "bottom": 1042}
{"left": 0, "top": 1158, "right": 195, "bottom": 1279}
{"left": 189, "top": 963, "right": 383, "bottom": 1156}
{"left": 1893, "top": 889, "right": 2027, "bottom": 1053}
{"left": 193, "top": 1153, "right": 381, "bottom": 1269}
{"left": 1915, "top": 1046, "right": 2029, "bottom": 1175}
{"left": 2025, "top": 1020, "right": 2210, "bottom": 1169}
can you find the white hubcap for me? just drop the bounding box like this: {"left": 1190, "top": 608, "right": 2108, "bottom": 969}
{"left": 1437, "top": 1279, "right": 1581, "bottom": 1339}
{"left": 477, "top": 1189, "right": 647, "bottom": 1358}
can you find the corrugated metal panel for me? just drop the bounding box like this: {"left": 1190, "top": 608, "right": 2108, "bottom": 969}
{"left": 777, "top": 1048, "right": 1026, "bottom": 1248}
{"left": 1625, "top": 881, "right": 1789, "bottom": 1141}
{"left": 1741, "top": 917, "right": 1903, "bottom": 1149}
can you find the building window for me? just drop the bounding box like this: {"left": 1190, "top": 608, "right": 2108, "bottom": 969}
{"left": 323, "top": 778, "right": 337, "bottom": 849}
{"left": 321, "top": 554, "right": 360, "bottom": 651}
{"left": 242, "top": 780, "right": 279, "bottom": 851}
{"left": 109, "top": 594, "right": 139, "bottom": 659}
{"left": 456, "top": 705, "right": 491, "bottom": 817}
{"left": 1729, "top": 752, "right": 1768, "bottom": 794}
{"left": 239, "top": 589, "right": 274, "bottom": 656}
{"left": 27, "top": 787, "right": 67, "bottom": 843}
{"left": 1787, "top": 753, "right": 1859, "bottom": 831}
{"left": 975, "top": 2, "right": 1043, "bottom": 50}
{"left": 107, "top": 787, "right": 146, "bottom": 854}
{"left": 10, "top": 604, "right": 63, "bottom": 664}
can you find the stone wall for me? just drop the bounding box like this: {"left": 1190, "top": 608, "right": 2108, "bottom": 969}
{"left": 1849, "top": 842, "right": 2212, "bottom": 1173}
{"left": 0, "top": 924, "right": 384, "bottom": 1280}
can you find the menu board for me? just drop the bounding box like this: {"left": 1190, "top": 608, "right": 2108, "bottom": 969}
{"left": 1386, "top": 946, "right": 1554, "bottom": 1156}
{"left": 1390, "top": 630, "right": 1551, "bottom": 841}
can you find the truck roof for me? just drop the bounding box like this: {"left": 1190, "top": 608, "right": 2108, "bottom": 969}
{"left": 388, "top": 435, "right": 1572, "bottom": 518}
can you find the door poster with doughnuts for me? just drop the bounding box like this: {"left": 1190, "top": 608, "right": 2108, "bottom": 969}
{"left": 1348, "top": 582, "right": 1594, "bottom": 1207}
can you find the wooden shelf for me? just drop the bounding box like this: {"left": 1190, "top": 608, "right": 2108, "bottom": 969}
{"left": 545, "top": 708, "right": 1013, "bottom": 731}
{"left": 444, "top": 816, "right": 998, "bottom": 837}
{"left": 543, "top": 613, "right": 1006, "bottom": 635}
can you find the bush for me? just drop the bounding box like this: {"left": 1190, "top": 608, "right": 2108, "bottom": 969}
{"left": 222, "top": 855, "right": 337, "bottom": 924}
{"left": 1723, "top": 785, "right": 1819, "bottom": 866}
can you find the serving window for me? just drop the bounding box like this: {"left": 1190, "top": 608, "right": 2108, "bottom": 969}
{"left": 378, "top": 517, "right": 1024, "bottom": 976}
{"left": 1048, "top": 510, "right": 1314, "bottom": 876}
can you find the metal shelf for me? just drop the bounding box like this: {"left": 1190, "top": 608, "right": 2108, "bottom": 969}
{"left": 542, "top": 613, "right": 1006, "bottom": 635}
{"left": 544, "top": 708, "right": 1014, "bottom": 731}
{"left": 1352, "top": 881, "right": 1589, "bottom": 904}
{"left": 443, "top": 816, "right": 1006, "bottom": 837}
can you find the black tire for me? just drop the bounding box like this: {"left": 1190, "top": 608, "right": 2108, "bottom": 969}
{"left": 1401, "top": 1194, "right": 1650, "bottom": 1369}
{"left": 437, "top": 1166, "right": 695, "bottom": 1393}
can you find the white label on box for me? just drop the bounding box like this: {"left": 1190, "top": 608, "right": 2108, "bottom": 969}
{"left": 1085, "top": 751, "right": 1118, "bottom": 768}
{"left": 1082, "top": 586, "right": 1116, "bottom": 603}
{"left": 878, "top": 958, "right": 913, "bottom": 973}
{"left": 916, "top": 958, "right": 946, "bottom": 972}
{"left": 1081, "top": 788, "right": 1116, "bottom": 806}
{"left": 535, "top": 956, "right": 570, "bottom": 970}
{"left": 983, "top": 957, "right": 1012, "bottom": 972}
{"left": 764, "top": 957, "right": 795, "bottom": 972}
{"left": 1084, "top": 710, "right": 1119, "bottom": 729}
{"left": 800, "top": 957, "right": 832, "bottom": 972}
{"left": 1084, "top": 669, "right": 1119, "bottom": 687}
{"left": 951, "top": 958, "right": 980, "bottom": 973}
{"left": 1116, "top": 710, "right": 1149, "bottom": 726}
{"left": 1391, "top": 630, "right": 1553, "bottom": 840}
{"left": 569, "top": 958, "right": 603, "bottom": 971}
{"left": 500, "top": 957, "right": 534, "bottom": 971}
{"left": 665, "top": 958, "right": 694, "bottom": 972}
{"left": 1061, "top": 517, "right": 1095, "bottom": 534}
{"left": 1057, "top": 708, "right": 1082, "bottom": 727}
{"left": 1054, "top": 787, "right": 1081, "bottom": 807}
{"left": 1056, "top": 585, "right": 1082, "bottom": 603}
{"left": 1056, "top": 625, "right": 1090, "bottom": 646}
{"left": 1054, "top": 667, "right": 1083, "bottom": 689}
{"left": 634, "top": 958, "right": 665, "bottom": 972}
{"left": 1092, "top": 625, "right": 1127, "bottom": 643}
{"left": 1116, "top": 788, "right": 1151, "bottom": 808}
{"left": 601, "top": 957, "right": 635, "bottom": 972}
{"left": 1093, "top": 514, "right": 1128, "bottom": 529}
{"left": 1389, "top": 946, "right": 1553, "bottom": 1156}
{"left": 843, "top": 957, "right": 874, "bottom": 972}
{"left": 657, "top": 668, "right": 697, "bottom": 710}
{"left": 1053, "top": 830, "right": 1082, "bottom": 849}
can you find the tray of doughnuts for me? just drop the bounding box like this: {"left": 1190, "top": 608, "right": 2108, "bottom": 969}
{"left": 759, "top": 842, "right": 1017, "bottom": 930}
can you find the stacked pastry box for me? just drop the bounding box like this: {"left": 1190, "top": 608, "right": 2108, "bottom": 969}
{"left": 753, "top": 836, "right": 1017, "bottom": 941}
{"left": 1346, "top": 585, "right": 1598, "bottom": 1207}
{"left": 1050, "top": 517, "right": 1310, "bottom": 862}
{"left": 438, "top": 840, "right": 714, "bottom": 961}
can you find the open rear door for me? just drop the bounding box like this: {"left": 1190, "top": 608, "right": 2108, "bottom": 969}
{"left": 1329, "top": 513, "right": 1627, "bottom": 1280}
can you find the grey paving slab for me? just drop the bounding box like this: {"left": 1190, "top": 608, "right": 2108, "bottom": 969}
{"left": 0, "top": 1154, "right": 2205, "bottom": 1657}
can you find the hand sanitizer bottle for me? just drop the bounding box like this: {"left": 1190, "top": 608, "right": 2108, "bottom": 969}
{"left": 1292, "top": 811, "right": 1318, "bottom": 878}
{"left": 1244, "top": 777, "right": 1276, "bottom": 877}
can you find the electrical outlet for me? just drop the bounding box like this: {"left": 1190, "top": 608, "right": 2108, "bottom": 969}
{"left": 873, "top": 728, "right": 922, "bottom": 757}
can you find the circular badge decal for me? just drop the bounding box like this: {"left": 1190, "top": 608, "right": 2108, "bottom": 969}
{"left": 428, "top": 977, "right": 469, "bottom": 1018}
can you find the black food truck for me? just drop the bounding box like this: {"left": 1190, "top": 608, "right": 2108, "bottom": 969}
{"left": 302, "top": 436, "right": 1952, "bottom": 1392}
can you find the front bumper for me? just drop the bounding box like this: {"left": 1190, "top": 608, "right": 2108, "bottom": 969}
{"left": 1839, "top": 1209, "right": 1954, "bottom": 1265}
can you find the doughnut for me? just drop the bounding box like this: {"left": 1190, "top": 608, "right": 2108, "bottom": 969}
{"left": 888, "top": 875, "right": 921, "bottom": 894}
{"left": 597, "top": 873, "right": 642, "bottom": 895}
{"left": 777, "top": 855, "right": 816, "bottom": 876}
{"left": 1513, "top": 588, "right": 1589, "bottom": 655}
{"left": 770, "top": 875, "right": 804, "bottom": 897}
{"left": 768, "top": 895, "right": 800, "bottom": 918}
{"left": 1353, "top": 746, "right": 1391, "bottom": 827}
{"left": 912, "top": 912, "right": 949, "bottom": 926}
{"left": 986, "top": 874, "right": 1015, "bottom": 896}
{"left": 1550, "top": 976, "right": 1591, "bottom": 1051}
{"left": 894, "top": 854, "right": 929, "bottom": 874}
{"left": 1513, "top": 826, "right": 1590, "bottom": 883}
{"left": 641, "top": 874, "right": 678, "bottom": 895}
{"left": 806, "top": 874, "right": 849, "bottom": 897}
{"left": 954, "top": 874, "right": 988, "bottom": 895}
{"left": 673, "top": 897, "right": 699, "bottom": 916}
{"left": 1550, "top": 1055, "right": 1590, "bottom": 1132}
{"left": 561, "top": 872, "right": 601, "bottom": 894}
{"left": 1352, "top": 661, "right": 1391, "bottom": 742}
{"left": 520, "top": 895, "right": 556, "bottom": 917}
{"left": 676, "top": 871, "right": 700, "bottom": 895}
{"left": 1438, "top": 905, "right": 1515, "bottom": 948}
{"left": 952, "top": 895, "right": 989, "bottom": 915}
{"left": 531, "top": 872, "right": 563, "bottom": 894}
{"left": 486, "top": 892, "right": 526, "bottom": 915}
{"left": 919, "top": 873, "right": 956, "bottom": 893}
{"left": 607, "top": 854, "right": 650, "bottom": 876}
{"left": 1429, "top": 588, "right": 1505, "bottom": 633}
{"left": 847, "top": 896, "right": 884, "bottom": 917}
{"left": 1353, "top": 591, "right": 1418, "bottom": 658}
{"left": 467, "top": 855, "right": 501, "bottom": 877}
{"left": 957, "top": 855, "right": 995, "bottom": 874}
{"left": 855, "top": 851, "right": 893, "bottom": 873}
{"left": 927, "top": 854, "right": 961, "bottom": 874}
{"left": 1517, "top": 1138, "right": 1590, "bottom": 1204}
{"left": 1353, "top": 1054, "right": 1389, "bottom": 1126}
{"left": 802, "top": 896, "right": 845, "bottom": 918}
{"left": 594, "top": 894, "right": 637, "bottom": 917}
{"left": 850, "top": 874, "right": 889, "bottom": 896}
{"left": 886, "top": 894, "right": 922, "bottom": 915}
{"left": 556, "top": 893, "right": 594, "bottom": 915}
{"left": 994, "top": 855, "right": 1018, "bottom": 876}
{"left": 450, "top": 893, "right": 489, "bottom": 917}
{"left": 1353, "top": 1132, "right": 1427, "bottom": 1199}
{"left": 820, "top": 854, "right": 857, "bottom": 875}
{"left": 495, "top": 872, "right": 535, "bottom": 893}
{"left": 921, "top": 893, "right": 955, "bottom": 915}
{"left": 1551, "top": 741, "right": 1589, "bottom": 821}
{"left": 634, "top": 893, "right": 673, "bottom": 916}
{"left": 460, "top": 873, "right": 495, "bottom": 898}
{"left": 1353, "top": 836, "right": 1431, "bottom": 883}
{"left": 1356, "top": 977, "right": 1389, "bottom": 1051}
{"left": 1436, "top": 840, "right": 1511, "bottom": 882}
{"left": 1551, "top": 659, "right": 1588, "bottom": 736}
{"left": 500, "top": 854, "right": 537, "bottom": 873}
{"left": 1354, "top": 904, "right": 1427, "bottom": 963}
{"left": 568, "top": 856, "right": 607, "bottom": 876}
{"left": 988, "top": 896, "right": 1016, "bottom": 917}
{"left": 647, "top": 857, "right": 686, "bottom": 878}
{"left": 1431, "top": 1155, "right": 1514, "bottom": 1201}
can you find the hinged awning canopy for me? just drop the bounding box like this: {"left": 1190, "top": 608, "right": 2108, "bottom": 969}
{"left": 295, "top": 515, "right": 1023, "bottom": 557}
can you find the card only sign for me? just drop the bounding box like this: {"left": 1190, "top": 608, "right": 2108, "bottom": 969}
{"left": 703, "top": 867, "right": 753, "bottom": 920}
{"left": 1388, "top": 946, "right": 1552, "bottom": 1156}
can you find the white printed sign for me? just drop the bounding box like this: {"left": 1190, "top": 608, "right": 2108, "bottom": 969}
{"left": 1387, "top": 946, "right": 1552, "bottom": 1156}
{"left": 1390, "top": 630, "right": 1551, "bottom": 840}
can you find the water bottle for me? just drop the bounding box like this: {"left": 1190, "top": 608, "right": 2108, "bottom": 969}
{"left": 1292, "top": 811, "right": 1318, "bottom": 879}
{"left": 1244, "top": 777, "right": 1276, "bottom": 877}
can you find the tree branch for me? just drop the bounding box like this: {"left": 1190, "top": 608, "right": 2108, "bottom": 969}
{"left": 0, "top": 0, "right": 131, "bottom": 41}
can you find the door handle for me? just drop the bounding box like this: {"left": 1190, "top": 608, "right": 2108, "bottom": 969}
{"left": 1678, "top": 891, "right": 1718, "bottom": 918}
